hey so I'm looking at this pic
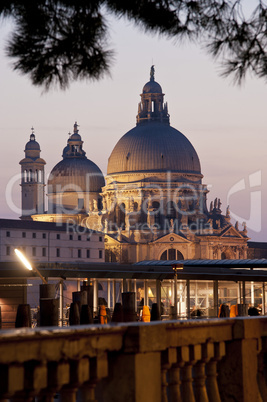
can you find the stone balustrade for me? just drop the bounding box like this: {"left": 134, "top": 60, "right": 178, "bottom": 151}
{"left": 0, "top": 317, "right": 266, "bottom": 401}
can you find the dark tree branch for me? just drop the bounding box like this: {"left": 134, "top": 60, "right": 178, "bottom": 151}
{"left": 1, "top": 0, "right": 266, "bottom": 90}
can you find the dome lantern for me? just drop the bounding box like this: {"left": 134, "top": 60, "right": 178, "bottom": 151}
{"left": 63, "top": 121, "right": 86, "bottom": 158}
{"left": 137, "top": 66, "right": 169, "bottom": 125}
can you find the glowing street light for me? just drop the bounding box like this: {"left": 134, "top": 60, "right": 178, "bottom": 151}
{"left": 15, "top": 248, "right": 47, "bottom": 284}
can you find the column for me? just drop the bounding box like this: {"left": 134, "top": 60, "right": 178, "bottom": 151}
{"left": 213, "top": 280, "right": 219, "bottom": 317}
{"left": 112, "top": 280, "right": 116, "bottom": 308}
{"left": 144, "top": 280, "right": 148, "bottom": 306}
{"left": 242, "top": 281, "right": 246, "bottom": 305}
{"left": 262, "top": 282, "right": 266, "bottom": 315}
{"left": 93, "top": 280, "right": 98, "bottom": 314}
{"left": 251, "top": 281, "right": 254, "bottom": 306}
{"left": 186, "top": 280, "right": 190, "bottom": 319}
{"left": 59, "top": 280, "right": 64, "bottom": 327}
{"left": 107, "top": 279, "right": 111, "bottom": 309}
{"left": 156, "top": 279, "right": 161, "bottom": 315}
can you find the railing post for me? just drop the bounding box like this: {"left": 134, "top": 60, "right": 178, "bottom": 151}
{"left": 217, "top": 319, "right": 262, "bottom": 402}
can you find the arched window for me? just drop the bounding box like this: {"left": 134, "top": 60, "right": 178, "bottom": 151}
{"left": 221, "top": 252, "right": 227, "bottom": 260}
{"left": 29, "top": 169, "right": 33, "bottom": 182}
{"left": 160, "top": 249, "right": 184, "bottom": 261}
{"left": 23, "top": 170, "right": 27, "bottom": 182}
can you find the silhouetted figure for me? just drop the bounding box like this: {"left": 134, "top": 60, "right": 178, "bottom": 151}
{"left": 248, "top": 307, "right": 260, "bottom": 316}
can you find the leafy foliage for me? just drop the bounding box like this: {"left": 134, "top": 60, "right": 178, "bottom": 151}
{"left": 1, "top": 1, "right": 266, "bottom": 89}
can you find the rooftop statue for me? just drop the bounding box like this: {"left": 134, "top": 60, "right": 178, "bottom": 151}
{"left": 150, "top": 65, "right": 155, "bottom": 81}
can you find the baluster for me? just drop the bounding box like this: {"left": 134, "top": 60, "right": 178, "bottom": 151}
{"left": 59, "top": 388, "right": 77, "bottom": 402}
{"left": 206, "top": 342, "right": 225, "bottom": 402}
{"left": 60, "top": 358, "right": 90, "bottom": 402}
{"left": 194, "top": 361, "right": 208, "bottom": 402}
{"left": 79, "top": 381, "right": 97, "bottom": 402}
{"left": 36, "top": 393, "right": 55, "bottom": 402}
{"left": 181, "top": 364, "right": 196, "bottom": 402}
{"left": 13, "top": 362, "right": 47, "bottom": 402}
{"left": 161, "top": 348, "right": 177, "bottom": 402}
{"left": 181, "top": 345, "right": 202, "bottom": 402}
{"left": 0, "top": 364, "right": 24, "bottom": 401}
{"left": 168, "top": 363, "right": 182, "bottom": 402}
{"left": 194, "top": 342, "right": 215, "bottom": 402}
{"left": 161, "top": 363, "right": 170, "bottom": 402}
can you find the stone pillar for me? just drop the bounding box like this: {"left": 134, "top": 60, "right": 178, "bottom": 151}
{"left": 93, "top": 280, "right": 98, "bottom": 315}
{"left": 186, "top": 280, "right": 190, "bottom": 319}
{"left": 97, "top": 352, "right": 161, "bottom": 402}
{"left": 213, "top": 280, "right": 219, "bottom": 317}
{"left": 107, "top": 279, "right": 111, "bottom": 308}
{"left": 217, "top": 320, "right": 262, "bottom": 402}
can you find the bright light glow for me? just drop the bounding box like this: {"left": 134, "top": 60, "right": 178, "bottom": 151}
{"left": 14, "top": 248, "right": 33, "bottom": 271}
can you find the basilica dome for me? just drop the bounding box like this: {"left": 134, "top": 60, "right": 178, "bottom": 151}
{"left": 48, "top": 123, "right": 105, "bottom": 194}
{"left": 107, "top": 123, "right": 201, "bottom": 175}
{"left": 48, "top": 158, "right": 105, "bottom": 193}
{"left": 107, "top": 68, "right": 201, "bottom": 176}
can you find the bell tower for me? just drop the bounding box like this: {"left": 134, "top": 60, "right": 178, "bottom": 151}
{"left": 19, "top": 128, "right": 46, "bottom": 219}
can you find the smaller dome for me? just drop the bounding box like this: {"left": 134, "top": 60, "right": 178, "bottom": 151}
{"left": 142, "top": 80, "right": 162, "bottom": 94}
{"left": 48, "top": 158, "right": 105, "bottom": 193}
{"left": 25, "top": 133, "right": 40, "bottom": 150}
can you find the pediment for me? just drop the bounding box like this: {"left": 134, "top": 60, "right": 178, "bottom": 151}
{"left": 220, "top": 226, "right": 244, "bottom": 239}
{"left": 153, "top": 232, "right": 191, "bottom": 244}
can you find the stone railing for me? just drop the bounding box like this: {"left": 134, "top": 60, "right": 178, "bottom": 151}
{"left": 0, "top": 317, "right": 266, "bottom": 401}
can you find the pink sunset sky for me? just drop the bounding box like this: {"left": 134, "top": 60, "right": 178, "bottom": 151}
{"left": 0, "top": 3, "right": 266, "bottom": 241}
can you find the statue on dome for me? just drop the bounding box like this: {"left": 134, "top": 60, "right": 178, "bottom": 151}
{"left": 150, "top": 65, "right": 155, "bottom": 81}
{"left": 102, "top": 198, "right": 107, "bottom": 210}
{"left": 104, "top": 219, "right": 108, "bottom": 233}
{"left": 93, "top": 199, "right": 98, "bottom": 211}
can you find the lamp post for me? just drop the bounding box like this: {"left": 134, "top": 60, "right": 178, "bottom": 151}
{"left": 14, "top": 249, "right": 47, "bottom": 284}
{"left": 172, "top": 264, "right": 183, "bottom": 318}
